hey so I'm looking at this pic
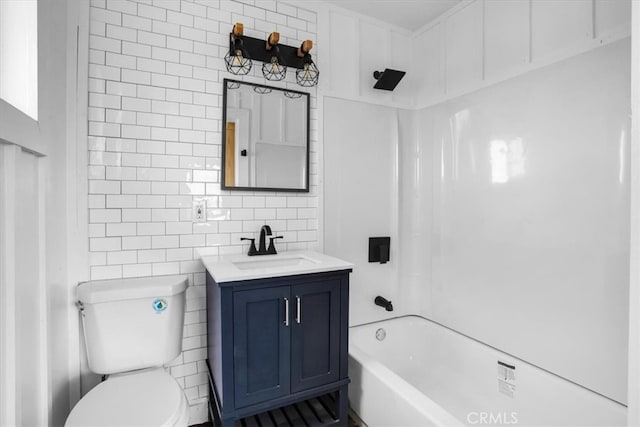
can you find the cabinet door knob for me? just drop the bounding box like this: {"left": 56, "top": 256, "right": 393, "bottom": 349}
{"left": 296, "top": 296, "right": 301, "bottom": 324}
{"left": 284, "top": 298, "right": 289, "bottom": 327}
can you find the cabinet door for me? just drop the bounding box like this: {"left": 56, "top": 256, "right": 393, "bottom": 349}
{"left": 291, "top": 279, "right": 341, "bottom": 393}
{"left": 233, "top": 286, "right": 291, "bottom": 408}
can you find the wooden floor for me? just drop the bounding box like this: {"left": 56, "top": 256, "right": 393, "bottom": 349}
{"left": 191, "top": 415, "right": 359, "bottom": 427}
{"left": 238, "top": 393, "right": 338, "bottom": 427}
{"left": 192, "top": 393, "right": 360, "bottom": 427}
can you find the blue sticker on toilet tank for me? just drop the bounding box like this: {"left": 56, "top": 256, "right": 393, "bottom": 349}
{"left": 153, "top": 299, "right": 167, "bottom": 312}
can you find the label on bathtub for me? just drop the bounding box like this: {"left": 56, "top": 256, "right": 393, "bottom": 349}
{"left": 497, "top": 361, "right": 516, "bottom": 398}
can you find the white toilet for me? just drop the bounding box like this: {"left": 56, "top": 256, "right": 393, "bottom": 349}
{"left": 65, "top": 275, "right": 190, "bottom": 427}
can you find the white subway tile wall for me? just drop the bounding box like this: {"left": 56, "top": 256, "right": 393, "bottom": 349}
{"left": 87, "top": 0, "right": 318, "bottom": 416}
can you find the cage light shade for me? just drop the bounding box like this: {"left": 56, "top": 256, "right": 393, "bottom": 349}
{"left": 226, "top": 81, "right": 240, "bottom": 89}
{"left": 296, "top": 57, "right": 319, "bottom": 87}
{"left": 224, "top": 39, "right": 252, "bottom": 75}
{"left": 254, "top": 86, "right": 272, "bottom": 94}
{"left": 284, "top": 91, "right": 302, "bottom": 99}
{"left": 262, "top": 57, "right": 287, "bottom": 81}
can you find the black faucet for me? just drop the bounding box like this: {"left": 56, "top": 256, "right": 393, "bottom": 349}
{"left": 241, "top": 225, "right": 283, "bottom": 256}
{"left": 374, "top": 296, "right": 393, "bottom": 312}
{"left": 258, "top": 225, "right": 272, "bottom": 254}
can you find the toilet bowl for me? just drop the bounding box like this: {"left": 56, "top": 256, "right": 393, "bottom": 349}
{"left": 65, "top": 275, "right": 190, "bottom": 427}
{"left": 65, "top": 369, "right": 189, "bottom": 427}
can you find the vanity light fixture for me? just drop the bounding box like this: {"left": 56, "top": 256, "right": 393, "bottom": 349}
{"left": 224, "top": 23, "right": 252, "bottom": 75}
{"left": 295, "top": 40, "right": 319, "bottom": 87}
{"left": 262, "top": 32, "right": 287, "bottom": 81}
{"left": 224, "top": 23, "right": 319, "bottom": 86}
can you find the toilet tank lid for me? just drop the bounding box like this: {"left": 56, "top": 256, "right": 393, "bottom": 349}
{"left": 77, "top": 275, "right": 188, "bottom": 304}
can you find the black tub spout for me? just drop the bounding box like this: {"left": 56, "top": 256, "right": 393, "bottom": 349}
{"left": 374, "top": 296, "right": 393, "bottom": 312}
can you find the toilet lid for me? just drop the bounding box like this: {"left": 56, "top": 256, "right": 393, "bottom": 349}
{"left": 65, "top": 369, "right": 188, "bottom": 427}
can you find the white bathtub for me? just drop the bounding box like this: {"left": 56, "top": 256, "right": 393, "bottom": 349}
{"left": 348, "top": 316, "right": 626, "bottom": 427}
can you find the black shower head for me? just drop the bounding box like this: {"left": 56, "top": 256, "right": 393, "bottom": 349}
{"left": 373, "top": 68, "right": 406, "bottom": 91}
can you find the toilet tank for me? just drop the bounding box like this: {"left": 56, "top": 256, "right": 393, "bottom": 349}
{"left": 77, "top": 275, "right": 188, "bottom": 374}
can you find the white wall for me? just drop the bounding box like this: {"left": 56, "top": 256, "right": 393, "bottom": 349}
{"left": 0, "top": 145, "right": 47, "bottom": 427}
{"left": 13, "top": 148, "right": 46, "bottom": 427}
{"left": 0, "top": 1, "right": 89, "bottom": 425}
{"left": 316, "top": 3, "right": 414, "bottom": 108}
{"left": 412, "top": 0, "right": 630, "bottom": 108}
{"left": 44, "top": 0, "right": 91, "bottom": 423}
{"left": 85, "top": 0, "right": 318, "bottom": 421}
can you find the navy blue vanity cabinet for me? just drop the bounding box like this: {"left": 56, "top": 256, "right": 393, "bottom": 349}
{"left": 290, "top": 279, "right": 341, "bottom": 393}
{"left": 206, "top": 269, "right": 351, "bottom": 427}
{"left": 233, "top": 286, "right": 292, "bottom": 408}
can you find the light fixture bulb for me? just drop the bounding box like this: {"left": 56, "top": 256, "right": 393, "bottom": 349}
{"left": 233, "top": 50, "right": 244, "bottom": 65}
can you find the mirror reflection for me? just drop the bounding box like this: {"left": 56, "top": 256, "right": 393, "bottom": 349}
{"left": 222, "top": 79, "right": 310, "bottom": 192}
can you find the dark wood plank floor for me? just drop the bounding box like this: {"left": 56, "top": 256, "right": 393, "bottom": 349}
{"left": 191, "top": 417, "right": 359, "bottom": 427}
{"left": 191, "top": 393, "right": 360, "bottom": 427}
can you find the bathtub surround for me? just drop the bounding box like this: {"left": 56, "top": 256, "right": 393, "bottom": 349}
{"left": 629, "top": 4, "right": 640, "bottom": 423}
{"left": 405, "top": 39, "right": 630, "bottom": 404}
{"left": 322, "top": 0, "right": 632, "bottom": 419}
{"left": 324, "top": 98, "right": 403, "bottom": 325}
{"left": 86, "top": 0, "right": 318, "bottom": 421}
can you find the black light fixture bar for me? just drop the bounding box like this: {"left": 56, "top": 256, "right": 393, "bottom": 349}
{"left": 228, "top": 33, "right": 309, "bottom": 70}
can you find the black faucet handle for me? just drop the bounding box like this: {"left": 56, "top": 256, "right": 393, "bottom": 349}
{"left": 240, "top": 237, "right": 258, "bottom": 256}
{"left": 267, "top": 236, "right": 284, "bottom": 254}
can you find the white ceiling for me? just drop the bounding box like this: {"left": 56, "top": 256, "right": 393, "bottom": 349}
{"left": 321, "top": 0, "right": 462, "bottom": 32}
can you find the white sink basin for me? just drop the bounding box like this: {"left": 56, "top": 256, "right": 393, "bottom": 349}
{"left": 199, "top": 250, "right": 354, "bottom": 283}
{"left": 232, "top": 255, "right": 319, "bottom": 271}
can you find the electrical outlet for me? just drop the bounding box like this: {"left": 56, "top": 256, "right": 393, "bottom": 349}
{"left": 193, "top": 200, "right": 206, "bottom": 223}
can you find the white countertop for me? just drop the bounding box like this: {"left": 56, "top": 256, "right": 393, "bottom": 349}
{"left": 200, "top": 250, "right": 354, "bottom": 283}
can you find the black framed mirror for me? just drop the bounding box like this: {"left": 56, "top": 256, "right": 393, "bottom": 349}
{"left": 222, "top": 78, "right": 310, "bottom": 192}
